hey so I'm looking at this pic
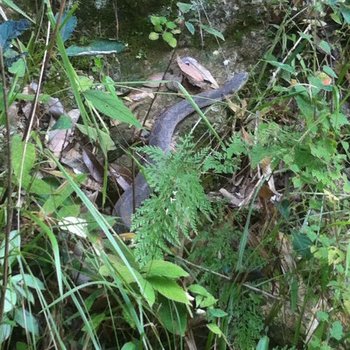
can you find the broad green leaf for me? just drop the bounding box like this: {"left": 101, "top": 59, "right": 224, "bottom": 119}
{"left": 318, "top": 40, "right": 332, "bottom": 54}
{"left": 11, "top": 274, "right": 45, "bottom": 290}
{"left": 316, "top": 311, "right": 329, "bottom": 322}
{"left": 330, "top": 12, "right": 342, "bottom": 24}
{"left": 8, "top": 58, "right": 25, "bottom": 77}
{"left": 158, "top": 298, "right": 187, "bottom": 336}
{"left": 30, "top": 178, "right": 54, "bottom": 195}
{"left": 59, "top": 14, "right": 77, "bottom": 42}
{"left": 185, "top": 21, "right": 195, "bottom": 35}
{"left": 150, "top": 16, "right": 167, "bottom": 26}
{"left": 84, "top": 90, "right": 141, "bottom": 127}
{"left": 100, "top": 258, "right": 155, "bottom": 306}
{"left": 295, "top": 95, "right": 313, "bottom": 121}
{"left": 197, "top": 293, "right": 217, "bottom": 308}
{"left": 292, "top": 232, "right": 312, "bottom": 258}
{"left": 142, "top": 260, "right": 189, "bottom": 278}
{"left": 177, "top": 2, "right": 193, "bottom": 13}
{"left": 149, "top": 32, "right": 159, "bottom": 40}
{"left": 42, "top": 174, "right": 86, "bottom": 215}
{"left": 166, "top": 21, "right": 177, "bottom": 30}
{"left": 340, "top": 5, "right": 350, "bottom": 23}
{"left": 11, "top": 135, "right": 36, "bottom": 182}
{"left": 14, "top": 309, "right": 39, "bottom": 335}
{"left": 76, "top": 124, "right": 116, "bottom": 152}
{"left": 51, "top": 115, "right": 73, "bottom": 130}
{"left": 141, "top": 280, "right": 156, "bottom": 307}
{"left": 66, "top": 40, "right": 125, "bottom": 56}
{"left": 200, "top": 24, "right": 225, "bottom": 41}
{"left": 147, "top": 276, "right": 189, "bottom": 304}
{"left": 330, "top": 320, "right": 343, "bottom": 340}
{"left": 207, "top": 323, "right": 222, "bottom": 336}
{"left": 323, "top": 65, "right": 338, "bottom": 78}
{"left": 77, "top": 75, "right": 94, "bottom": 92}
{"left": 162, "top": 32, "right": 177, "bottom": 48}
{"left": 4, "top": 288, "right": 17, "bottom": 313}
{"left": 0, "top": 19, "right": 30, "bottom": 49}
{"left": 121, "top": 342, "right": 137, "bottom": 350}
{"left": 331, "top": 112, "right": 349, "bottom": 130}
{"left": 12, "top": 284, "right": 34, "bottom": 304}
{"left": 267, "top": 60, "right": 295, "bottom": 73}
{"left": 0, "top": 230, "right": 20, "bottom": 267}
{"left": 256, "top": 336, "right": 270, "bottom": 350}
{"left": 207, "top": 308, "right": 228, "bottom": 318}
{"left": 0, "top": 321, "right": 12, "bottom": 342}
{"left": 57, "top": 204, "right": 80, "bottom": 218}
{"left": 187, "top": 284, "right": 211, "bottom": 297}
{"left": 11, "top": 137, "right": 52, "bottom": 194}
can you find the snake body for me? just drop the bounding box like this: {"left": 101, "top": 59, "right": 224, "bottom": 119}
{"left": 114, "top": 72, "right": 248, "bottom": 229}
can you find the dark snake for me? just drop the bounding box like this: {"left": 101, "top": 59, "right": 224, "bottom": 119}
{"left": 113, "top": 72, "right": 248, "bottom": 229}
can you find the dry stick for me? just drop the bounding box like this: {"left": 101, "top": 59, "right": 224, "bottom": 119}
{"left": 0, "top": 47, "right": 14, "bottom": 324}
{"left": 112, "top": 0, "right": 119, "bottom": 40}
{"left": 42, "top": 0, "right": 66, "bottom": 74}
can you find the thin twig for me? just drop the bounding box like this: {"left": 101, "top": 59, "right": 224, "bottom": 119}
{"left": 0, "top": 46, "right": 14, "bottom": 324}
{"left": 42, "top": 0, "right": 66, "bottom": 75}
{"left": 112, "top": 0, "right": 119, "bottom": 40}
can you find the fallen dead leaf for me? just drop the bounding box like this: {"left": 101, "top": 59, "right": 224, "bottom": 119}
{"left": 176, "top": 56, "right": 219, "bottom": 89}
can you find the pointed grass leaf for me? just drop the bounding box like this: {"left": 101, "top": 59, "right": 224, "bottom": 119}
{"left": 84, "top": 90, "right": 141, "bottom": 127}
{"left": 200, "top": 24, "right": 225, "bottom": 41}
{"left": 2, "top": 1, "right": 33, "bottom": 22}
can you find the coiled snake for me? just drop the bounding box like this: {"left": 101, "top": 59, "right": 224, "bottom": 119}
{"left": 113, "top": 72, "right": 248, "bottom": 229}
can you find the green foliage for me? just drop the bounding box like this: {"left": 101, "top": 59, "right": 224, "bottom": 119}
{"left": 148, "top": 1, "right": 224, "bottom": 47}
{"left": 132, "top": 137, "right": 213, "bottom": 263}
{"left": 149, "top": 15, "right": 180, "bottom": 48}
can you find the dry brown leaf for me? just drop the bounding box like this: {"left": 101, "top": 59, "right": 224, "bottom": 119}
{"left": 176, "top": 56, "right": 219, "bottom": 88}
{"left": 47, "top": 109, "right": 80, "bottom": 157}
{"left": 82, "top": 148, "right": 104, "bottom": 183}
